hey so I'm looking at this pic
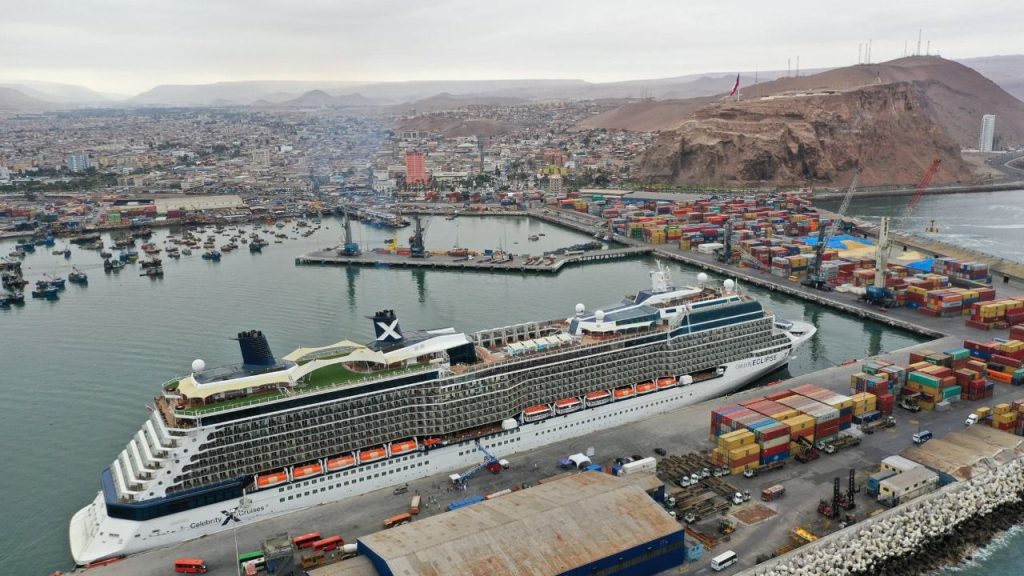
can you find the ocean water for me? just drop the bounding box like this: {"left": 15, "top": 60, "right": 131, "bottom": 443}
{"left": 815, "top": 188, "right": 1024, "bottom": 263}
{"left": 932, "top": 524, "right": 1024, "bottom": 575}
{"left": 0, "top": 215, "right": 927, "bottom": 574}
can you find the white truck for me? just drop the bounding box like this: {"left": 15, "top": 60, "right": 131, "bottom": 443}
{"left": 619, "top": 456, "right": 657, "bottom": 476}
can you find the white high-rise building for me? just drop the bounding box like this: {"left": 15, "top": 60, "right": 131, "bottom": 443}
{"left": 979, "top": 114, "right": 996, "bottom": 152}
{"left": 66, "top": 153, "right": 92, "bottom": 173}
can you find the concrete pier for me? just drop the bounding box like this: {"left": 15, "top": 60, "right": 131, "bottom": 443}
{"left": 295, "top": 246, "right": 653, "bottom": 274}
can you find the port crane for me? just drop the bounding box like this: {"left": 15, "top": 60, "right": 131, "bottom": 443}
{"left": 716, "top": 218, "right": 735, "bottom": 264}
{"left": 802, "top": 171, "right": 859, "bottom": 292}
{"left": 338, "top": 211, "right": 361, "bottom": 256}
{"left": 409, "top": 215, "right": 427, "bottom": 258}
{"left": 449, "top": 439, "right": 500, "bottom": 485}
{"left": 865, "top": 159, "right": 942, "bottom": 306}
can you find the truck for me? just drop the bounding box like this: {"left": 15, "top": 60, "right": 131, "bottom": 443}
{"left": 383, "top": 512, "right": 412, "bottom": 529}
{"left": 793, "top": 436, "right": 819, "bottom": 463}
{"left": 898, "top": 395, "right": 921, "bottom": 412}
{"left": 619, "top": 456, "right": 657, "bottom": 476}
{"left": 861, "top": 415, "right": 896, "bottom": 434}
{"left": 742, "top": 461, "right": 786, "bottom": 478}
{"left": 409, "top": 494, "right": 421, "bottom": 515}
{"left": 761, "top": 484, "right": 786, "bottom": 502}
{"left": 816, "top": 432, "right": 862, "bottom": 454}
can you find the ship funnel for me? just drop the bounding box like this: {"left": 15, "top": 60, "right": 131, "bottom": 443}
{"left": 236, "top": 330, "right": 275, "bottom": 367}
{"left": 371, "top": 309, "right": 403, "bottom": 343}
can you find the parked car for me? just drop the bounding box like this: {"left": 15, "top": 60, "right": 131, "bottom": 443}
{"left": 653, "top": 447, "right": 667, "bottom": 456}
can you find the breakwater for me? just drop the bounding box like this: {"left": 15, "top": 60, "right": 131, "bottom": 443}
{"left": 738, "top": 454, "right": 1024, "bottom": 576}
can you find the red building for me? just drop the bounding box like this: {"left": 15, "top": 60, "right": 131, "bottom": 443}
{"left": 405, "top": 151, "right": 428, "bottom": 185}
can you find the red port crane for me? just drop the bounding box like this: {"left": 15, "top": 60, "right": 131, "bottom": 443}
{"left": 901, "top": 158, "right": 942, "bottom": 221}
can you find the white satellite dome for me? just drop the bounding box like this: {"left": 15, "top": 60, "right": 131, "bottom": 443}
{"left": 575, "top": 303, "right": 585, "bottom": 314}
{"left": 697, "top": 272, "right": 709, "bottom": 284}
{"left": 724, "top": 279, "right": 735, "bottom": 291}
{"left": 595, "top": 310, "right": 605, "bottom": 322}
{"left": 191, "top": 359, "right": 206, "bottom": 373}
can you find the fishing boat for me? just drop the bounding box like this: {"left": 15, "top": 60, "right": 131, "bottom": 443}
{"left": 202, "top": 250, "right": 222, "bottom": 261}
{"left": 69, "top": 268, "right": 88, "bottom": 285}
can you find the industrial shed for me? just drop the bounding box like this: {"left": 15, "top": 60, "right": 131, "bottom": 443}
{"left": 345, "top": 472, "right": 685, "bottom": 576}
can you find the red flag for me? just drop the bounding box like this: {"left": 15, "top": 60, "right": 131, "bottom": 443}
{"left": 728, "top": 73, "right": 740, "bottom": 97}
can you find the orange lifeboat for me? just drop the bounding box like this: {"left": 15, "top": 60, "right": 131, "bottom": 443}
{"left": 423, "top": 437, "right": 444, "bottom": 448}
{"left": 554, "top": 397, "right": 582, "bottom": 414}
{"left": 326, "top": 454, "right": 356, "bottom": 472}
{"left": 522, "top": 404, "right": 552, "bottom": 422}
{"left": 636, "top": 381, "right": 656, "bottom": 395}
{"left": 657, "top": 377, "right": 678, "bottom": 390}
{"left": 613, "top": 386, "right": 635, "bottom": 400}
{"left": 292, "top": 462, "right": 324, "bottom": 480}
{"left": 585, "top": 390, "right": 612, "bottom": 407}
{"left": 256, "top": 471, "right": 289, "bottom": 489}
{"left": 390, "top": 439, "right": 419, "bottom": 456}
{"left": 359, "top": 446, "right": 387, "bottom": 464}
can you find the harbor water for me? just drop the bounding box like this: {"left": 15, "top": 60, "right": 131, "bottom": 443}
{"left": 816, "top": 188, "right": 1024, "bottom": 263}
{"left": 932, "top": 524, "right": 1024, "bottom": 576}
{"left": 1, "top": 215, "right": 927, "bottom": 574}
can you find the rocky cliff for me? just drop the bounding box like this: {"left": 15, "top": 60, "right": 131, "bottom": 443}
{"left": 638, "top": 82, "right": 975, "bottom": 187}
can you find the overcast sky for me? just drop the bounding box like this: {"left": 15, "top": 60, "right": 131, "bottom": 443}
{"left": 1, "top": 0, "right": 1021, "bottom": 95}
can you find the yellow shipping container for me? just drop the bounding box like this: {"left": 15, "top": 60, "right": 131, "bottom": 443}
{"left": 728, "top": 444, "right": 760, "bottom": 461}
{"left": 976, "top": 407, "right": 992, "bottom": 418}
{"left": 1006, "top": 300, "right": 1023, "bottom": 310}
{"left": 718, "top": 429, "right": 756, "bottom": 449}
{"left": 774, "top": 408, "right": 800, "bottom": 421}
{"left": 995, "top": 412, "right": 1018, "bottom": 425}
{"left": 994, "top": 403, "right": 1011, "bottom": 415}
{"left": 782, "top": 414, "right": 815, "bottom": 433}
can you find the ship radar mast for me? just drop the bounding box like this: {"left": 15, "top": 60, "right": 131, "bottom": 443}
{"left": 650, "top": 262, "right": 671, "bottom": 293}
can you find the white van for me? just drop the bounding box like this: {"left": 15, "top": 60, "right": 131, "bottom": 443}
{"left": 710, "top": 550, "right": 738, "bottom": 571}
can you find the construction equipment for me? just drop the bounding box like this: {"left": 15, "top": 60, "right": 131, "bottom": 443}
{"left": 866, "top": 159, "right": 942, "bottom": 305}
{"left": 718, "top": 518, "right": 737, "bottom": 535}
{"left": 449, "top": 440, "right": 499, "bottom": 485}
{"left": 804, "top": 171, "right": 858, "bottom": 291}
{"left": 898, "top": 393, "right": 922, "bottom": 412}
{"left": 793, "top": 436, "right": 819, "bottom": 463}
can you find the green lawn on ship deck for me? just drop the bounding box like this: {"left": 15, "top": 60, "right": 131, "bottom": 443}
{"left": 175, "top": 363, "right": 424, "bottom": 416}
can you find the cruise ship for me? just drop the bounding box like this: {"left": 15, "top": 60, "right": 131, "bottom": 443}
{"left": 69, "top": 265, "right": 815, "bottom": 564}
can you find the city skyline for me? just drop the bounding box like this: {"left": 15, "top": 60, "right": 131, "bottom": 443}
{"left": 2, "top": 0, "right": 1022, "bottom": 95}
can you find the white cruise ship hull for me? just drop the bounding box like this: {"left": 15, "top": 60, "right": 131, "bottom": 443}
{"left": 69, "top": 324, "right": 812, "bottom": 564}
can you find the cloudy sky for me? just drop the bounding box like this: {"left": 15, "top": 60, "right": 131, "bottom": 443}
{"left": 1, "top": 0, "right": 1021, "bottom": 95}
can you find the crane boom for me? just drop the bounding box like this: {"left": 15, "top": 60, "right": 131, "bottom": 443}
{"left": 803, "top": 171, "right": 858, "bottom": 291}
{"left": 902, "top": 159, "right": 942, "bottom": 221}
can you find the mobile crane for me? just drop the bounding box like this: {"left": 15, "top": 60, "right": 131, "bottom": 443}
{"left": 449, "top": 440, "right": 500, "bottom": 485}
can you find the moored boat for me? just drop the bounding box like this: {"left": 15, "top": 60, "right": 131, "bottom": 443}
{"left": 522, "top": 404, "right": 552, "bottom": 422}
{"left": 554, "top": 397, "right": 582, "bottom": 414}
{"left": 613, "top": 386, "right": 635, "bottom": 400}
{"left": 326, "top": 454, "right": 356, "bottom": 472}
{"left": 358, "top": 446, "right": 387, "bottom": 464}
{"left": 255, "top": 471, "right": 288, "bottom": 489}
{"left": 291, "top": 463, "right": 324, "bottom": 481}
{"left": 584, "top": 390, "right": 612, "bottom": 407}
{"left": 389, "top": 439, "right": 419, "bottom": 456}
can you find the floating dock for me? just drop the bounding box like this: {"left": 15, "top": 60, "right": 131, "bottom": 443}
{"left": 295, "top": 246, "right": 653, "bottom": 274}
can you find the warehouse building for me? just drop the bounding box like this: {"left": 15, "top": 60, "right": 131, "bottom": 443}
{"left": 311, "top": 472, "right": 685, "bottom": 576}
{"left": 878, "top": 466, "right": 939, "bottom": 502}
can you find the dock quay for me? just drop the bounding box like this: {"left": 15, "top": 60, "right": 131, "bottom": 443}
{"left": 79, "top": 331, "right": 1024, "bottom": 576}
{"left": 295, "top": 245, "right": 653, "bottom": 274}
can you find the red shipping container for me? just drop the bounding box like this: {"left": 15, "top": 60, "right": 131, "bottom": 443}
{"left": 765, "top": 390, "right": 794, "bottom": 402}
{"left": 762, "top": 443, "right": 790, "bottom": 457}
{"left": 877, "top": 393, "right": 895, "bottom": 415}
{"left": 992, "top": 355, "right": 1023, "bottom": 369}
{"left": 1010, "top": 326, "right": 1024, "bottom": 341}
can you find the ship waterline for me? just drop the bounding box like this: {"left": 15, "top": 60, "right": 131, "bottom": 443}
{"left": 69, "top": 265, "right": 814, "bottom": 564}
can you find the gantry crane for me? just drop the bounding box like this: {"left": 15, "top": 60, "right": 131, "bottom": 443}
{"left": 803, "top": 171, "right": 859, "bottom": 291}
{"left": 865, "top": 159, "right": 941, "bottom": 305}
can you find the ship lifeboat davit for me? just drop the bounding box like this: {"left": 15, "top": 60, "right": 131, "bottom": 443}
{"left": 657, "top": 377, "right": 678, "bottom": 390}
{"left": 359, "top": 446, "right": 387, "bottom": 464}
{"left": 554, "top": 397, "right": 582, "bottom": 414}
{"left": 585, "top": 390, "right": 612, "bottom": 407}
{"left": 256, "top": 470, "right": 289, "bottom": 489}
{"left": 327, "top": 454, "right": 356, "bottom": 472}
{"left": 292, "top": 462, "right": 324, "bottom": 481}
{"left": 613, "top": 386, "right": 635, "bottom": 400}
{"left": 522, "top": 404, "right": 552, "bottom": 422}
{"left": 390, "top": 439, "right": 419, "bottom": 456}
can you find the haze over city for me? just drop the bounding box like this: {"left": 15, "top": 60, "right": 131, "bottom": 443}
{"left": 3, "top": 0, "right": 1023, "bottom": 94}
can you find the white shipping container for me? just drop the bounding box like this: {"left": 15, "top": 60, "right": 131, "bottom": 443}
{"left": 621, "top": 457, "right": 657, "bottom": 475}
{"left": 697, "top": 243, "right": 725, "bottom": 255}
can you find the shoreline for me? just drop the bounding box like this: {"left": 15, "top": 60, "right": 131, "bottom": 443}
{"left": 848, "top": 496, "right": 1024, "bottom": 576}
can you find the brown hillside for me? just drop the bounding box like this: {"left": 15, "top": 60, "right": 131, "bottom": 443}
{"left": 639, "top": 82, "right": 975, "bottom": 188}
{"left": 397, "top": 116, "right": 509, "bottom": 138}
{"left": 577, "top": 98, "right": 714, "bottom": 131}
